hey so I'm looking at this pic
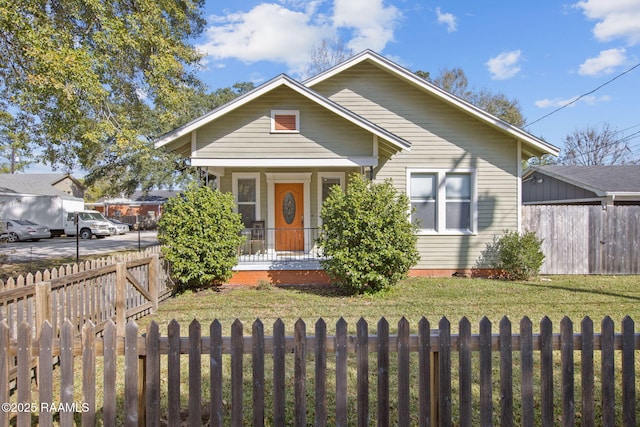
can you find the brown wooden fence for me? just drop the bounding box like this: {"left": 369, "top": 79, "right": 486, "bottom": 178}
{"left": 1, "top": 316, "right": 637, "bottom": 426}
{"left": 0, "top": 246, "right": 172, "bottom": 384}
{"left": 522, "top": 205, "right": 640, "bottom": 275}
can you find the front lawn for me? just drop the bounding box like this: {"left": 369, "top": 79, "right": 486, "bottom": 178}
{"left": 139, "top": 275, "right": 640, "bottom": 334}
{"left": 131, "top": 275, "right": 639, "bottom": 425}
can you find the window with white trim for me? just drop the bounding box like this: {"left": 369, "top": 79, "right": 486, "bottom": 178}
{"left": 317, "top": 172, "right": 345, "bottom": 225}
{"left": 271, "top": 110, "right": 299, "bottom": 133}
{"left": 407, "top": 169, "right": 475, "bottom": 234}
{"left": 233, "top": 173, "right": 260, "bottom": 227}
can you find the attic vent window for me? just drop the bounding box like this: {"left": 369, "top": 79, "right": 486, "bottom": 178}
{"left": 271, "top": 110, "right": 299, "bottom": 133}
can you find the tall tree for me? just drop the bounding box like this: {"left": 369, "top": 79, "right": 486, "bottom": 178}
{"left": 82, "top": 82, "right": 255, "bottom": 198}
{"left": 0, "top": 0, "right": 206, "bottom": 177}
{"left": 560, "top": 122, "right": 637, "bottom": 165}
{"left": 304, "top": 37, "right": 353, "bottom": 79}
{"left": 417, "top": 67, "right": 525, "bottom": 127}
{"left": 0, "top": 112, "right": 32, "bottom": 173}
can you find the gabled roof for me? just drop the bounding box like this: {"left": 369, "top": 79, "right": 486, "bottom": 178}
{"left": 0, "top": 173, "right": 83, "bottom": 199}
{"left": 154, "top": 73, "right": 411, "bottom": 151}
{"left": 304, "top": 50, "right": 560, "bottom": 158}
{"left": 525, "top": 165, "right": 640, "bottom": 196}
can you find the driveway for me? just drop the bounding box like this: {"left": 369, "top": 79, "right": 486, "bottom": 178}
{"left": 1, "top": 231, "right": 159, "bottom": 263}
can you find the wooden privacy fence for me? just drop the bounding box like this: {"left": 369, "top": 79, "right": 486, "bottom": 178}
{"left": 1, "top": 316, "right": 638, "bottom": 426}
{"left": 0, "top": 246, "right": 172, "bottom": 383}
{"left": 522, "top": 205, "right": 640, "bottom": 274}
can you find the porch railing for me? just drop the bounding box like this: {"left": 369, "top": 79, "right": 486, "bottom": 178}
{"left": 238, "top": 227, "right": 322, "bottom": 262}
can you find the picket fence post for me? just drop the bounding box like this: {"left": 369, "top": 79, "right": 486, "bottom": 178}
{"left": 149, "top": 254, "right": 159, "bottom": 312}
{"left": 35, "top": 281, "right": 52, "bottom": 337}
{"left": 116, "top": 262, "right": 127, "bottom": 336}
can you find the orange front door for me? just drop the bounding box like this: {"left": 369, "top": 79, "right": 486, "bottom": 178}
{"left": 275, "top": 183, "right": 304, "bottom": 251}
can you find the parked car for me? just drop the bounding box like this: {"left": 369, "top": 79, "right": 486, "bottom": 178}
{"left": 0, "top": 220, "right": 7, "bottom": 241}
{"left": 107, "top": 218, "right": 130, "bottom": 235}
{"left": 5, "top": 219, "right": 52, "bottom": 242}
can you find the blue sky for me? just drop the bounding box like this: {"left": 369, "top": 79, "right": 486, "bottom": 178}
{"left": 194, "top": 0, "right": 640, "bottom": 157}
{"left": 26, "top": 0, "right": 640, "bottom": 174}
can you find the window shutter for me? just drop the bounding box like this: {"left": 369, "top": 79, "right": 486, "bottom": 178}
{"left": 274, "top": 114, "right": 297, "bottom": 131}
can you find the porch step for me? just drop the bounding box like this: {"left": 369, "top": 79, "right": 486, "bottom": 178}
{"left": 233, "top": 259, "right": 323, "bottom": 271}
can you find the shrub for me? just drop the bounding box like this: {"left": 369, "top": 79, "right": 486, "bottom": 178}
{"left": 317, "top": 173, "right": 419, "bottom": 294}
{"left": 158, "top": 185, "right": 245, "bottom": 292}
{"left": 492, "top": 229, "right": 545, "bottom": 280}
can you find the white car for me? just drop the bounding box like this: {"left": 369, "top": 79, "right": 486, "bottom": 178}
{"left": 5, "top": 219, "right": 52, "bottom": 242}
{"left": 107, "top": 218, "right": 130, "bottom": 235}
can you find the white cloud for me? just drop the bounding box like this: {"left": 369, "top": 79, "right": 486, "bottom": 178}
{"left": 436, "top": 7, "right": 458, "bottom": 33}
{"left": 579, "top": 48, "right": 628, "bottom": 76}
{"left": 196, "top": 1, "right": 402, "bottom": 76}
{"left": 485, "top": 50, "right": 523, "bottom": 80}
{"left": 196, "top": 4, "right": 330, "bottom": 75}
{"left": 535, "top": 94, "right": 611, "bottom": 108}
{"left": 435, "top": 7, "right": 457, "bottom": 33}
{"left": 575, "top": 0, "right": 640, "bottom": 45}
{"left": 333, "top": 0, "right": 402, "bottom": 52}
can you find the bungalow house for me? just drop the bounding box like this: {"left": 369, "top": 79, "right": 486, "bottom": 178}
{"left": 155, "top": 50, "right": 559, "bottom": 284}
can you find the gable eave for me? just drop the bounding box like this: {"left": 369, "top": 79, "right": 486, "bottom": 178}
{"left": 305, "top": 50, "right": 559, "bottom": 158}
{"left": 525, "top": 166, "right": 606, "bottom": 196}
{"left": 155, "top": 73, "right": 411, "bottom": 152}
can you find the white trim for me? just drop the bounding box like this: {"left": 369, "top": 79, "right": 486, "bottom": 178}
{"left": 190, "top": 131, "right": 197, "bottom": 158}
{"left": 271, "top": 110, "right": 300, "bottom": 133}
{"left": 317, "top": 172, "right": 346, "bottom": 226}
{"left": 517, "top": 140, "right": 522, "bottom": 232}
{"left": 192, "top": 157, "right": 378, "bottom": 167}
{"left": 232, "top": 172, "right": 261, "bottom": 223}
{"left": 406, "top": 168, "right": 477, "bottom": 235}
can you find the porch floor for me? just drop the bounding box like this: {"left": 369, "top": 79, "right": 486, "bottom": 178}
{"left": 234, "top": 257, "right": 323, "bottom": 271}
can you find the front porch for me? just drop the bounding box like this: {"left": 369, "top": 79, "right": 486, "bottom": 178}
{"left": 232, "top": 227, "right": 331, "bottom": 285}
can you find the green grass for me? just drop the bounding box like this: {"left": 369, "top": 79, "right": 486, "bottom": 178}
{"left": 139, "top": 275, "right": 640, "bottom": 335}
{"left": 18, "top": 275, "right": 631, "bottom": 426}
{"left": 130, "top": 275, "right": 640, "bottom": 426}
{"left": 7, "top": 275, "right": 633, "bottom": 425}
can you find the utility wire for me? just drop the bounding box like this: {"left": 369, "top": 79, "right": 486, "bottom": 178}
{"left": 525, "top": 61, "right": 640, "bottom": 127}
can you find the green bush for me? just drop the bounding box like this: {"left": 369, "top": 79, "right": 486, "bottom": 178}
{"left": 492, "top": 229, "right": 545, "bottom": 280}
{"left": 317, "top": 173, "right": 419, "bottom": 294}
{"left": 158, "top": 185, "right": 245, "bottom": 292}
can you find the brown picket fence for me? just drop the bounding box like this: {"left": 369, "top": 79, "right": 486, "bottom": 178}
{"left": 0, "top": 315, "right": 638, "bottom": 426}
{"left": 0, "top": 247, "right": 172, "bottom": 387}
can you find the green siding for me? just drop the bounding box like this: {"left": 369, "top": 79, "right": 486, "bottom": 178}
{"left": 194, "top": 86, "right": 374, "bottom": 159}
{"left": 219, "top": 167, "right": 358, "bottom": 229}
{"left": 314, "top": 61, "right": 520, "bottom": 270}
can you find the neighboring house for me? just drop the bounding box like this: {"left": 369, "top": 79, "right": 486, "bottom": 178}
{"left": 155, "top": 50, "right": 559, "bottom": 283}
{"left": 0, "top": 173, "right": 85, "bottom": 199}
{"left": 87, "top": 190, "right": 178, "bottom": 218}
{"left": 0, "top": 173, "right": 85, "bottom": 236}
{"left": 521, "top": 165, "right": 640, "bottom": 274}
{"left": 523, "top": 165, "right": 640, "bottom": 207}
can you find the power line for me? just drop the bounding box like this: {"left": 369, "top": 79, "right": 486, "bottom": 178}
{"left": 525, "top": 61, "right": 640, "bottom": 127}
